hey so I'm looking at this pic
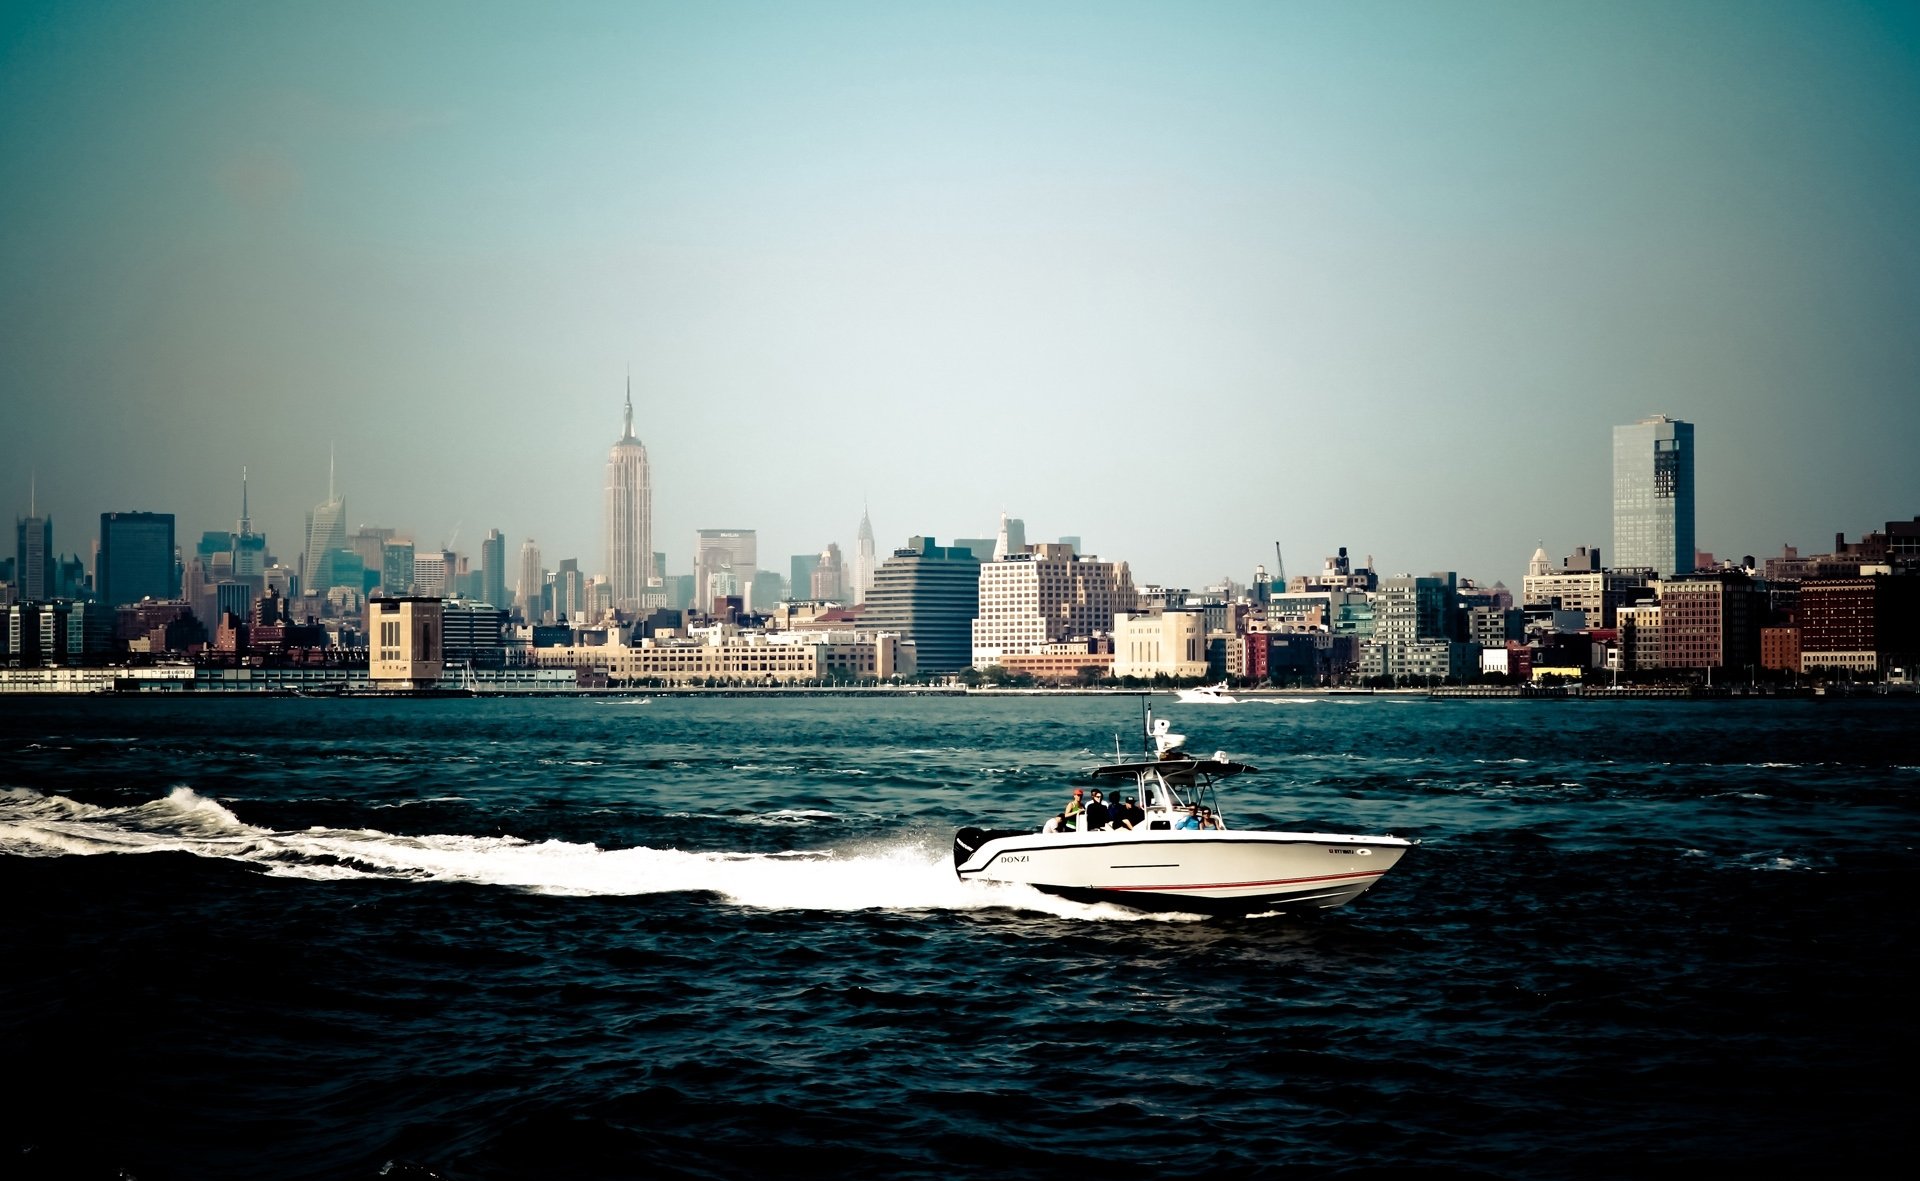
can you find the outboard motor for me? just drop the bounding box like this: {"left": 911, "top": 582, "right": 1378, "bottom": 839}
{"left": 953, "top": 827, "right": 990, "bottom": 868}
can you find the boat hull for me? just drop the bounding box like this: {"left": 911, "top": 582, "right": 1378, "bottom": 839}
{"left": 953, "top": 828, "right": 1410, "bottom": 915}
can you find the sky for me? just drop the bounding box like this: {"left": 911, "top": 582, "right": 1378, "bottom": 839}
{"left": 3, "top": 0, "right": 1917, "bottom": 592}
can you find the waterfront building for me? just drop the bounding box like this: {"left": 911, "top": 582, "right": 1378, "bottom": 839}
{"left": 530, "top": 628, "right": 913, "bottom": 685}
{"left": 852, "top": 507, "right": 876, "bottom": 605}
{"left": 971, "top": 542, "right": 1135, "bottom": 668}
{"left": 1656, "top": 572, "right": 1761, "bottom": 672}
{"left": 302, "top": 454, "right": 347, "bottom": 594}
{"left": 1617, "top": 604, "right": 1664, "bottom": 671}
{"left": 1612, "top": 415, "right": 1695, "bottom": 577}
{"left": 1760, "top": 626, "right": 1801, "bottom": 674}
{"left": 2, "top": 600, "right": 113, "bottom": 667}
{"left": 1361, "top": 573, "right": 1476, "bottom": 682}
{"left": 443, "top": 600, "right": 509, "bottom": 670}
{"left": 857, "top": 537, "right": 981, "bottom": 673}
{"left": 604, "top": 384, "right": 654, "bottom": 613}
{"left": 98, "top": 511, "right": 176, "bottom": 607}
{"left": 998, "top": 645, "right": 1115, "bottom": 683}
{"left": 1112, "top": 610, "right": 1208, "bottom": 679}
{"left": 1797, "top": 574, "right": 1920, "bottom": 676}
{"left": 1468, "top": 605, "right": 1524, "bottom": 648}
{"left": 481, "top": 529, "right": 508, "bottom": 610}
{"left": 369, "top": 596, "right": 442, "bottom": 689}
{"left": 516, "top": 539, "right": 542, "bottom": 623}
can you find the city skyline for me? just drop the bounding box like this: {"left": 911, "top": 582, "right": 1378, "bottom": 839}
{"left": 4, "top": 4, "right": 1918, "bottom": 588}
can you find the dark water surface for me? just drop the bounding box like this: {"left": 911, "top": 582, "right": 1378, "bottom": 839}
{"left": 2, "top": 694, "right": 1915, "bottom": 1179}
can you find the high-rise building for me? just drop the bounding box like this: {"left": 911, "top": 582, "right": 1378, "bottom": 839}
{"left": 15, "top": 494, "right": 52, "bottom": 602}
{"left": 232, "top": 468, "right": 266, "bottom": 579}
{"left": 859, "top": 537, "right": 981, "bottom": 673}
{"left": 694, "top": 529, "right": 756, "bottom": 613}
{"left": 481, "top": 529, "right": 507, "bottom": 609}
{"left": 1361, "top": 573, "right": 1475, "bottom": 682}
{"left": 98, "top": 511, "right": 176, "bottom": 607}
{"left": 604, "top": 382, "right": 654, "bottom": 613}
{"left": 302, "top": 452, "right": 347, "bottom": 592}
{"left": 971, "top": 543, "right": 1135, "bottom": 668}
{"left": 412, "top": 550, "right": 455, "bottom": 599}
{"left": 990, "top": 513, "right": 1027, "bottom": 560}
{"left": 852, "top": 507, "right": 876, "bottom": 605}
{"left": 517, "top": 539, "right": 543, "bottom": 623}
{"left": 381, "top": 539, "right": 416, "bottom": 595}
{"left": 1612, "top": 416, "right": 1695, "bottom": 577}
{"left": 811, "top": 543, "right": 845, "bottom": 601}
{"left": 555, "top": 557, "right": 584, "bottom": 621}
{"left": 749, "top": 570, "right": 785, "bottom": 614}
{"left": 790, "top": 553, "right": 821, "bottom": 601}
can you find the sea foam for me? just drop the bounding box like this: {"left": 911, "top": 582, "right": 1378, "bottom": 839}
{"left": 0, "top": 787, "right": 1182, "bottom": 921}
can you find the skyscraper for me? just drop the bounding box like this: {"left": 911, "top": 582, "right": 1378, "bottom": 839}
{"left": 481, "top": 529, "right": 507, "bottom": 608}
{"left": 604, "top": 381, "right": 653, "bottom": 614}
{"left": 302, "top": 451, "right": 347, "bottom": 593}
{"left": 811, "top": 542, "right": 845, "bottom": 600}
{"left": 694, "top": 529, "right": 756, "bottom": 614}
{"left": 1612, "top": 416, "right": 1695, "bottom": 577}
{"left": 852, "top": 506, "right": 876, "bottom": 605}
{"left": 15, "top": 480, "right": 52, "bottom": 601}
{"left": 517, "top": 538, "right": 543, "bottom": 623}
{"left": 859, "top": 537, "right": 982, "bottom": 673}
{"left": 98, "top": 511, "right": 176, "bottom": 607}
{"left": 232, "top": 468, "right": 266, "bottom": 579}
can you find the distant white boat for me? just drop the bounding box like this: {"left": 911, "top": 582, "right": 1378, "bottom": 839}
{"left": 1175, "top": 681, "right": 1238, "bottom": 704}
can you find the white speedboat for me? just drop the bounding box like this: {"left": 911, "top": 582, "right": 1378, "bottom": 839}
{"left": 1174, "top": 681, "right": 1238, "bottom": 704}
{"left": 953, "top": 715, "right": 1412, "bottom": 915}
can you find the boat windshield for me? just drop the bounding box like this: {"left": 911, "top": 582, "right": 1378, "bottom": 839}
{"left": 1137, "top": 768, "right": 1186, "bottom": 812}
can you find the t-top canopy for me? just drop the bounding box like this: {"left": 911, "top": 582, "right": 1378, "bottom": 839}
{"left": 1090, "top": 757, "right": 1259, "bottom": 782}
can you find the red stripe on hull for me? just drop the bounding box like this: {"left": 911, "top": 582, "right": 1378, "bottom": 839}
{"left": 1103, "top": 869, "right": 1385, "bottom": 893}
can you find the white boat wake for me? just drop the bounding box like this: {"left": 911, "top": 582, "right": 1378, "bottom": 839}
{"left": 0, "top": 787, "right": 1189, "bottom": 922}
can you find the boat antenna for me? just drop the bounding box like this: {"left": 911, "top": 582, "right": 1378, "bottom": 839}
{"left": 1142, "top": 697, "right": 1155, "bottom": 758}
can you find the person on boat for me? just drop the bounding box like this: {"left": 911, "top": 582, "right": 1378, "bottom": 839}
{"left": 1123, "top": 797, "right": 1146, "bottom": 828}
{"left": 1177, "top": 806, "right": 1202, "bottom": 831}
{"left": 1063, "top": 787, "right": 1085, "bottom": 822}
{"left": 1200, "top": 806, "right": 1225, "bottom": 830}
{"left": 1042, "top": 812, "right": 1067, "bottom": 834}
{"left": 1083, "top": 790, "right": 1110, "bottom": 831}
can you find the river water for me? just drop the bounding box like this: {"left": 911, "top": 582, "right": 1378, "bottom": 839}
{"left": 2, "top": 694, "right": 1914, "bottom": 1179}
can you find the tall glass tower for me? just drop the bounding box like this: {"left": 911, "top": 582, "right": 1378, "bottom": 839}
{"left": 604, "top": 381, "right": 653, "bottom": 615}
{"left": 1612, "top": 416, "right": 1695, "bottom": 577}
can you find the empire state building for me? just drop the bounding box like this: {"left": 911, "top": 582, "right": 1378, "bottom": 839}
{"left": 604, "top": 383, "right": 653, "bottom": 614}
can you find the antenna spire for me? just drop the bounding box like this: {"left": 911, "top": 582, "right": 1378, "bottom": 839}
{"left": 623, "top": 369, "right": 634, "bottom": 439}
{"left": 240, "top": 466, "right": 251, "bottom": 534}
{"left": 329, "top": 444, "right": 336, "bottom": 503}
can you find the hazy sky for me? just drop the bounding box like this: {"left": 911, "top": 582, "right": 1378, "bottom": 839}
{"left": 4, "top": 0, "right": 1917, "bottom": 591}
